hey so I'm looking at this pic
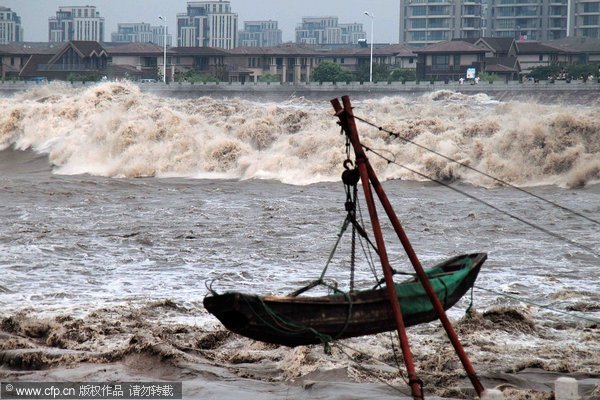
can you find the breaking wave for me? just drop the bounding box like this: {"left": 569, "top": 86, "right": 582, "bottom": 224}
{"left": 1, "top": 82, "right": 598, "bottom": 187}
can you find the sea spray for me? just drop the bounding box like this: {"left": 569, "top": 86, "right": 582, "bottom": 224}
{"left": 0, "top": 82, "right": 598, "bottom": 187}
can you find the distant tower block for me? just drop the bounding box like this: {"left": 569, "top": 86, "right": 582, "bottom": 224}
{"left": 481, "top": 389, "right": 504, "bottom": 399}
{"left": 555, "top": 377, "right": 579, "bottom": 400}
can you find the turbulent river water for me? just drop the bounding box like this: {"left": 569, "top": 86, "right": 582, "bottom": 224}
{"left": 0, "top": 83, "right": 598, "bottom": 399}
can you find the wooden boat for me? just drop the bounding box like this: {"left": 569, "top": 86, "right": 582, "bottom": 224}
{"left": 203, "top": 96, "right": 486, "bottom": 397}
{"left": 203, "top": 252, "right": 486, "bottom": 347}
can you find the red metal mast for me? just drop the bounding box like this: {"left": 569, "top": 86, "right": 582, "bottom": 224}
{"left": 331, "top": 95, "right": 484, "bottom": 398}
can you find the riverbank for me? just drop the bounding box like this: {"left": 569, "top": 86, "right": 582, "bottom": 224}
{"left": 1, "top": 79, "right": 599, "bottom": 103}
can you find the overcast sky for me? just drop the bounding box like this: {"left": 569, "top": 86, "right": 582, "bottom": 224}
{"left": 3, "top": 0, "right": 400, "bottom": 44}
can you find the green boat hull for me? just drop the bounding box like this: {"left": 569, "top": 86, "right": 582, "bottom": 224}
{"left": 203, "top": 253, "right": 486, "bottom": 347}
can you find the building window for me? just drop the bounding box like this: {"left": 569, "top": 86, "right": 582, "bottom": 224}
{"left": 583, "top": 15, "right": 599, "bottom": 26}
{"left": 412, "top": 6, "right": 427, "bottom": 16}
{"left": 454, "top": 54, "right": 460, "bottom": 66}
{"left": 428, "top": 30, "right": 448, "bottom": 40}
{"left": 410, "top": 31, "right": 427, "bottom": 41}
{"left": 582, "top": 2, "right": 600, "bottom": 12}
{"left": 539, "top": 55, "right": 544, "bottom": 61}
{"left": 432, "top": 55, "right": 449, "bottom": 66}
{"left": 412, "top": 19, "right": 426, "bottom": 29}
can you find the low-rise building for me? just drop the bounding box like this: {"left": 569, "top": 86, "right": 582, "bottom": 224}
{"left": 473, "top": 37, "right": 517, "bottom": 58}
{"left": 105, "top": 42, "right": 166, "bottom": 81}
{"left": 227, "top": 44, "right": 318, "bottom": 83}
{"left": 513, "top": 41, "right": 568, "bottom": 74}
{"left": 0, "top": 43, "right": 56, "bottom": 79}
{"left": 543, "top": 36, "right": 600, "bottom": 63}
{"left": 1, "top": 39, "right": 596, "bottom": 82}
{"left": 19, "top": 41, "right": 107, "bottom": 80}
{"left": 171, "top": 46, "right": 229, "bottom": 81}
{"left": 414, "top": 40, "right": 486, "bottom": 80}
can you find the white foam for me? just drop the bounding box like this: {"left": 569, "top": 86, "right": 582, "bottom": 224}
{"left": 1, "top": 82, "right": 599, "bottom": 187}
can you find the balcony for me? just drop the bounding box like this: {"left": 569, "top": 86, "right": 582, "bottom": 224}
{"left": 38, "top": 64, "right": 94, "bottom": 71}
{"left": 429, "top": 23, "right": 451, "bottom": 29}
{"left": 496, "top": 0, "right": 538, "bottom": 5}
{"left": 429, "top": 65, "right": 465, "bottom": 72}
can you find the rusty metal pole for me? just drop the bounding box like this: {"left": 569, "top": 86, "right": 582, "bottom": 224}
{"left": 364, "top": 159, "right": 485, "bottom": 397}
{"left": 333, "top": 95, "right": 485, "bottom": 397}
{"left": 332, "top": 97, "right": 423, "bottom": 399}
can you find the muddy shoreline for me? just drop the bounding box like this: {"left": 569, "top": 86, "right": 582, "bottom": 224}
{"left": 1, "top": 301, "right": 598, "bottom": 399}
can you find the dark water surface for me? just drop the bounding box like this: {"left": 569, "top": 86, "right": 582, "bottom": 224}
{"left": 0, "top": 85, "right": 598, "bottom": 398}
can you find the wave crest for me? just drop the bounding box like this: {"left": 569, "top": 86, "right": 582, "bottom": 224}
{"left": 1, "top": 82, "right": 598, "bottom": 187}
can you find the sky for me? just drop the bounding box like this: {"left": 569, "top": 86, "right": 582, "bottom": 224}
{"left": 2, "top": 0, "right": 400, "bottom": 44}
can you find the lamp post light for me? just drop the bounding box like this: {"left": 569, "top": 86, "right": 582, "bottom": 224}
{"left": 158, "top": 16, "right": 167, "bottom": 83}
{"left": 364, "top": 11, "right": 374, "bottom": 83}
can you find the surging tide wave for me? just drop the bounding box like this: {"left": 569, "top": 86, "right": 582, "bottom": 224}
{"left": 1, "top": 82, "right": 598, "bottom": 187}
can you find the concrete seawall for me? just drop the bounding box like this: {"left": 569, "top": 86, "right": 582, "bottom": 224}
{"left": 1, "top": 80, "right": 599, "bottom": 103}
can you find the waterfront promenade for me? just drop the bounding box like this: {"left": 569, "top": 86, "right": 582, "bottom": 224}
{"left": 1, "top": 79, "right": 599, "bottom": 103}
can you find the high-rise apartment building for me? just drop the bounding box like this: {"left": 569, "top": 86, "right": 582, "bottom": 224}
{"left": 238, "top": 20, "right": 282, "bottom": 47}
{"left": 295, "top": 17, "right": 366, "bottom": 45}
{"left": 48, "top": 6, "right": 104, "bottom": 42}
{"left": 399, "top": 0, "right": 599, "bottom": 44}
{"left": 570, "top": 0, "right": 600, "bottom": 38}
{"left": 399, "top": 0, "right": 483, "bottom": 46}
{"left": 111, "top": 23, "right": 173, "bottom": 47}
{"left": 486, "top": 0, "right": 568, "bottom": 41}
{"left": 177, "top": 1, "right": 238, "bottom": 49}
{"left": 0, "top": 7, "right": 23, "bottom": 44}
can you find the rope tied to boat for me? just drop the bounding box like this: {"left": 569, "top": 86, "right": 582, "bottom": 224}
{"left": 288, "top": 152, "right": 379, "bottom": 298}
{"left": 240, "top": 290, "right": 354, "bottom": 354}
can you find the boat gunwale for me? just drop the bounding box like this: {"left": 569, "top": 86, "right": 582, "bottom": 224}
{"left": 206, "top": 252, "right": 486, "bottom": 306}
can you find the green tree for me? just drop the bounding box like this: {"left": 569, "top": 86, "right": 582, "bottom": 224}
{"left": 478, "top": 72, "right": 500, "bottom": 82}
{"left": 258, "top": 73, "right": 281, "bottom": 83}
{"left": 389, "top": 68, "right": 416, "bottom": 82}
{"left": 180, "top": 70, "right": 219, "bottom": 83}
{"left": 312, "top": 61, "right": 353, "bottom": 83}
{"left": 527, "top": 64, "right": 563, "bottom": 80}
{"left": 356, "top": 63, "right": 391, "bottom": 82}
{"left": 566, "top": 63, "right": 599, "bottom": 79}
{"left": 528, "top": 63, "right": 599, "bottom": 80}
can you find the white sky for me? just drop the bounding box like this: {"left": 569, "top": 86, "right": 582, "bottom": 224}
{"left": 2, "top": 0, "right": 400, "bottom": 43}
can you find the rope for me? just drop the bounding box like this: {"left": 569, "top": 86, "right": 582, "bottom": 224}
{"left": 242, "top": 289, "right": 355, "bottom": 351}
{"left": 241, "top": 295, "right": 333, "bottom": 345}
{"left": 361, "top": 145, "right": 600, "bottom": 258}
{"left": 474, "top": 285, "right": 600, "bottom": 324}
{"left": 465, "top": 286, "right": 475, "bottom": 315}
{"left": 355, "top": 195, "right": 383, "bottom": 285}
{"left": 353, "top": 114, "right": 600, "bottom": 227}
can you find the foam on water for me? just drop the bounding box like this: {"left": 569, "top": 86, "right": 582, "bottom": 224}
{"left": 1, "top": 84, "right": 599, "bottom": 398}
{"left": 1, "top": 82, "right": 599, "bottom": 187}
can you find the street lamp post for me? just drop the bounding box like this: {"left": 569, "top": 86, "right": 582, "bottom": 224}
{"left": 158, "top": 16, "right": 167, "bottom": 83}
{"left": 364, "top": 11, "right": 374, "bottom": 83}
